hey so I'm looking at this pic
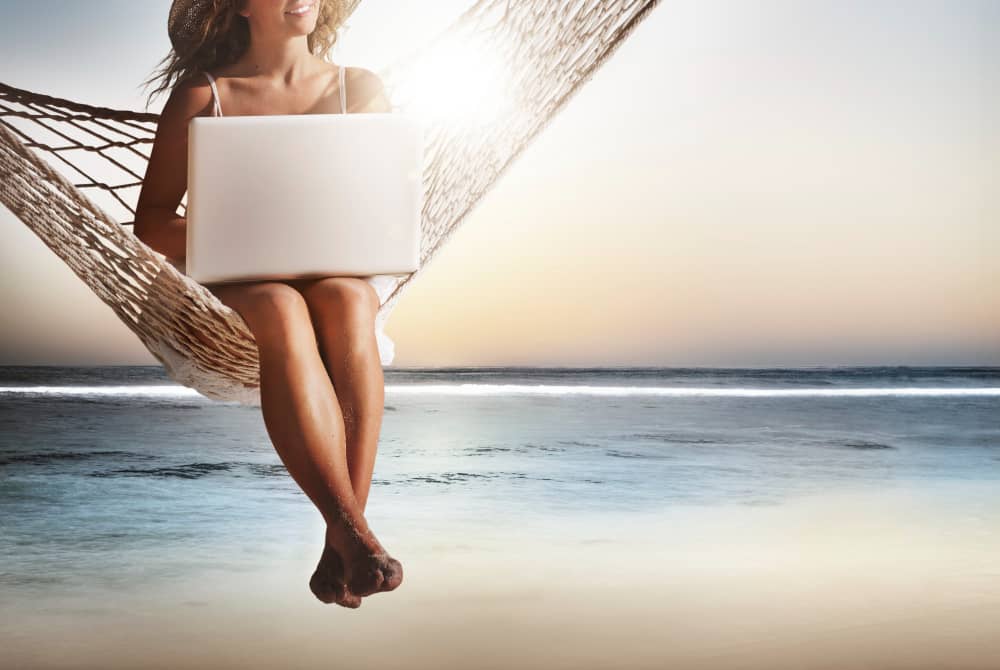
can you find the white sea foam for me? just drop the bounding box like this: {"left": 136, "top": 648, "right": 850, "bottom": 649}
{"left": 387, "top": 384, "right": 1000, "bottom": 397}
{"left": 0, "top": 385, "right": 200, "bottom": 398}
{"left": 1, "top": 384, "right": 999, "bottom": 398}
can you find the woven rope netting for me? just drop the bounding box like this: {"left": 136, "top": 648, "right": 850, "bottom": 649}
{"left": 0, "top": 0, "right": 662, "bottom": 406}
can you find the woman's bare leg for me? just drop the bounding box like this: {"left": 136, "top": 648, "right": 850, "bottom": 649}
{"left": 294, "top": 277, "right": 385, "bottom": 513}
{"left": 206, "top": 281, "right": 402, "bottom": 604}
{"left": 283, "top": 277, "right": 387, "bottom": 605}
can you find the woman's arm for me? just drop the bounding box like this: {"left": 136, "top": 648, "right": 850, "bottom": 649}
{"left": 134, "top": 207, "right": 188, "bottom": 262}
{"left": 134, "top": 77, "right": 214, "bottom": 265}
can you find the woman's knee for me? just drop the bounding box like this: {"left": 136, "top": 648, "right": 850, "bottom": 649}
{"left": 211, "top": 281, "right": 312, "bottom": 335}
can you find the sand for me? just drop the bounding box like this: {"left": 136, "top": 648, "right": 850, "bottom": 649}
{"left": 4, "top": 480, "right": 1000, "bottom": 670}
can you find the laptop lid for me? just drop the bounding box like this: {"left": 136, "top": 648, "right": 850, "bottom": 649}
{"left": 185, "top": 113, "right": 423, "bottom": 285}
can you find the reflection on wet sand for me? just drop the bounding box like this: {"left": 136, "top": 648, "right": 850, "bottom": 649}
{"left": 4, "top": 482, "right": 1000, "bottom": 670}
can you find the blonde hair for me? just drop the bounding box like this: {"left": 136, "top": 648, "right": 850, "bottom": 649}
{"left": 140, "top": 0, "right": 347, "bottom": 111}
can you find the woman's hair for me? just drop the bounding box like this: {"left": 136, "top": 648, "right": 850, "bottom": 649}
{"left": 139, "top": 0, "right": 347, "bottom": 112}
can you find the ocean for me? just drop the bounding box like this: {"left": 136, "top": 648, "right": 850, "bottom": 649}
{"left": 2, "top": 365, "right": 999, "bottom": 669}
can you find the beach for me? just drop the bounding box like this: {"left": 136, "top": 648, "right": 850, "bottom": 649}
{"left": 1, "top": 366, "right": 999, "bottom": 669}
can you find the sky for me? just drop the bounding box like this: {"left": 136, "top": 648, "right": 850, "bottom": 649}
{"left": 0, "top": 0, "right": 997, "bottom": 367}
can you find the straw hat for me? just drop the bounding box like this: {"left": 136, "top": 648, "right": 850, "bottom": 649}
{"left": 167, "top": 0, "right": 212, "bottom": 52}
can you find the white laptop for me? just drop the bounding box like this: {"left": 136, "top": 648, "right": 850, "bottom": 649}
{"left": 185, "top": 113, "right": 423, "bottom": 285}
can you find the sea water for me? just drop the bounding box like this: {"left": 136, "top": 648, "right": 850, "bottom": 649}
{"left": 1, "top": 366, "right": 999, "bottom": 668}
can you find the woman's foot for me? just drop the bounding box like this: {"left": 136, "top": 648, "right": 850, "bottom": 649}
{"left": 324, "top": 523, "right": 404, "bottom": 598}
{"left": 309, "top": 541, "right": 363, "bottom": 608}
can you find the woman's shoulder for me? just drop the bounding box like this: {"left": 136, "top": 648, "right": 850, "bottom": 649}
{"left": 341, "top": 64, "right": 384, "bottom": 88}
{"left": 161, "top": 72, "right": 216, "bottom": 121}
{"left": 340, "top": 65, "right": 391, "bottom": 113}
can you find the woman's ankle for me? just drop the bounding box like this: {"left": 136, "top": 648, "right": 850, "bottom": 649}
{"left": 324, "top": 510, "right": 382, "bottom": 556}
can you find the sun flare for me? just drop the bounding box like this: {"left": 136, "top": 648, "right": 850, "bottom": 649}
{"left": 387, "top": 35, "right": 514, "bottom": 128}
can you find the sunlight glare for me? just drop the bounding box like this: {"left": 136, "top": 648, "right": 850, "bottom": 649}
{"left": 388, "top": 35, "right": 513, "bottom": 128}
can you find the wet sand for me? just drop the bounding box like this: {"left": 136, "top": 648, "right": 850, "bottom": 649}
{"left": 4, "top": 480, "right": 999, "bottom": 669}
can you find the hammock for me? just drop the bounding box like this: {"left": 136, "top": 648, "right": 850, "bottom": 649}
{"left": 0, "top": 0, "right": 662, "bottom": 406}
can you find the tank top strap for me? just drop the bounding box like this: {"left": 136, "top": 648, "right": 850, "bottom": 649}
{"left": 339, "top": 64, "right": 347, "bottom": 114}
{"left": 203, "top": 71, "right": 223, "bottom": 117}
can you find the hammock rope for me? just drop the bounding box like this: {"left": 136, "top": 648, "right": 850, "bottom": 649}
{"left": 0, "top": 0, "right": 662, "bottom": 406}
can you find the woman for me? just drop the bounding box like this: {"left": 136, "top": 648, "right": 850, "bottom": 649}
{"left": 134, "top": 0, "right": 403, "bottom": 609}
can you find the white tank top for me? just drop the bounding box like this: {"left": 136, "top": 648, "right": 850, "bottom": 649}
{"left": 202, "top": 64, "right": 347, "bottom": 116}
